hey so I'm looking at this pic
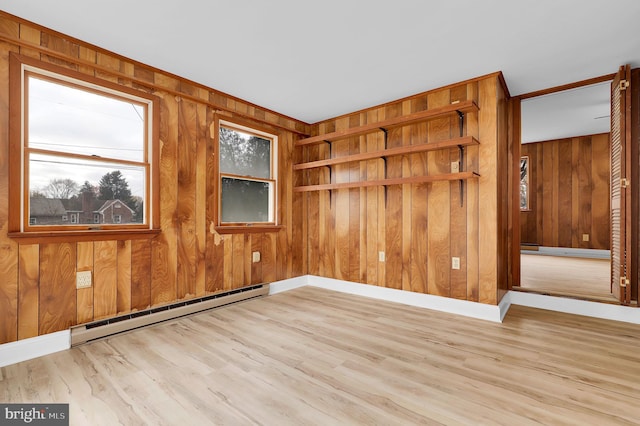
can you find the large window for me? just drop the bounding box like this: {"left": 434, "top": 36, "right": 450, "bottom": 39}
{"left": 218, "top": 120, "right": 277, "bottom": 226}
{"left": 9, "top": 54, "right": 159, "bottom": 236}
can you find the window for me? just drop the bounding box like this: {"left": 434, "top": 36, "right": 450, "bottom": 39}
{"left": 9, "top": 53, "right": 159, "bottom": 237}
{"left": 217, "top": 120, "right": 277, "bottom": 227}
{"left": 93, "top": 214, "right": 100, "bottom": 224}
{"left": 520, "top": 156, "right": 529, "bottom": 210}
{"left": 29, "top": 218, "right": 36, "bottom": 225}
{"left": 114, "top": 215, "right": 122, "bottom": 224}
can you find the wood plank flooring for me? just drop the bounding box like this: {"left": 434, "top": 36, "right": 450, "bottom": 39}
{"left": 2, "top": 286, "right": 640, "bottom": 425}
{"left": 519, "top": 253, "right": 616, "bottom": 301}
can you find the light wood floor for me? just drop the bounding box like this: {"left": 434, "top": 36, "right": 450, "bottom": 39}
{"left": 2, "top": 286, "right": 640, "bottom": 425}
{"left": 519, "top": 253, "right": 616, "bottom": 301}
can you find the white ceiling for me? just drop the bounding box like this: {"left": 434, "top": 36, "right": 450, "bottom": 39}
{"left": 2, "top": 1, "right": 640, "bottom": 125}
{"left": 521, "top": 81, "right": 611, "bottom": 143}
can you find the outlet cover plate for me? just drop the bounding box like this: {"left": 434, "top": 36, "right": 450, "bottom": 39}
{"left": 77, "top": 271, "right": 92, "bottom": 289}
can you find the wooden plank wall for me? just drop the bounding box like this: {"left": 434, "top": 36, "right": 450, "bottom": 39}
{"left": 0, "top": 13, "right": 308, "bottom": 344}
{"left": 302, "top": 75, "right": 509, "bottom": 305}
{"left": 520, "top": 133, "right": 610, "bottom": 250}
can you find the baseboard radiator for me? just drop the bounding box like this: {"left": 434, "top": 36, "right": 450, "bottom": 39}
{"left": 70, "top": 284, "right": 269, "bottom": 346}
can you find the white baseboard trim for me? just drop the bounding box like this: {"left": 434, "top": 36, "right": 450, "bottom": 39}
{"left": 268, "top": 275, "right": 309, "bottom": 295}
{"left": 507, "top": 290, "right": 640, "bottom": 325}
{"left": 0, "top": 330, "right": 70, "bottom": 368}
{"left": 271, "top": 275, "right": 504, "bottom": 323}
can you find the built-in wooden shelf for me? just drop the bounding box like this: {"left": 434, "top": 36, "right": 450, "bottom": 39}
{"left": 293, "top": 171, "right": 479, "bottom": 192}
{"left": 294, "top": 136, "right": 479, "bottom": 171}
{"left": 296, "top": 100, "right": 478, "bottom": 147}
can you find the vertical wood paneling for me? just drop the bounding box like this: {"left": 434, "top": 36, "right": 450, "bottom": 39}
{"left": 365, "top": 110, "right": 380, "bottom": 286}
{"left": 349, "top": 114, "right": 362, "bottom": 283}
{"left": 478, "top": 78, "right": 498, "bottom": 305}
{"left": 0, "top": 40, "right": 18, "bottom": 343}
{"left": 335, "top": 117, "right": 351, "bottom": 281}
{"left": 231, "top": 234, "right": 245, "bottom": 288}
{"left": 76, "top": 242, "right": 94, "bottom": 324}
{"left": 152, "top": 93, "right": 178, "bottom": 305}
{"left": 400, "top": 101, "right": 412, "bottom": 292}
{"left": 277, "top": 131, "right": 294, "bottom": 281}
{"left": 0, "top": 14, "right": 308, "bottom": 345}
{"left": 39, "top": 243, "right": 76, "bottom": 334}
{"left": 18, "top": 245, "right": 39, "bottom": 339}
{"left": 131, "top": 239, "right": 151, "bottom": 311}
{"left": 466, "top": 82, "right": 480, "bottom": 302}
{"left": 409, "top": 100, "right": 428, "bottom": 294}
{"left": 195, "top": 99, "right": 208, "bottom": 296}
{"left": 93, "top": 241, "right": 117, "bottom": 320}
{"left": 427, "top": 90, "right": 451, "bottom": 297}
{"left": 449, "top": 85, "right": 469, "bottom": 300}
{"left": 116, "top": 240, "right": 131, "bottom": 314}
{"left": 384, "top": 103, "right": 403, "bottom": 290}
{"left": 591, "top": 134, "right": 610, "bottom": 249}
{"left": 520, "top": 135, "right": 610, "bottom": 250}
{"left": 176, "top": 96, "right": 197, "bottom": 299}
{"left": 302, "top": 75, "right": 506, "bottom": 306}
{"left": 262, "top": 233, "right": 277, "bottom": 283}
{"left": 251, "top": 234, "right": 263, "bottom": 285}
{"left": 557, "top": 140, "right": 572, "bottom": 248}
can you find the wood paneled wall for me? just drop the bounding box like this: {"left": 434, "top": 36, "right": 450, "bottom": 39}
{"left": 520, "top": 134, "right": 610, "bottom": 250}
{"left": 0, "top": 13, "right": 308, "bottom": 344}
{"left": 301, "top": 75, "right": 512, "bottom": 305}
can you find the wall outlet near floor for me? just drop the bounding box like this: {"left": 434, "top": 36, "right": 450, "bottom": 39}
{"left": 252, "top": 251, "right": 261, "bottom": 263}
{"left": 582, "top": 234, "right": 590, "bottom": 242}
{"left": 452, "top": 257, "right": 461, "bottom": 270}
{"left": 76, "top": 271, "right": 92, "bottom": 289}
{"left": 451, "top": 161, "right": 460, "bottom": 173}
{"left": 379, "top": 251, "right": 385, "bottom": 262}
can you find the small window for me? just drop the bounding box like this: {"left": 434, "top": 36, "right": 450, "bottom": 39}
{"left": 93, "top": 214, "right": 100, "bottom": 224}
{"left": 9, "top": 53, "right": 159, "bottom": 237}
{"left": 29, "top": 218, "right": 36, "bottom": 225}
{"left": 520, "top": 156, "right": 529, "bottom": 210}
{"left": 114, "top": 215, "right": 122, "bottom": 224}
{"left": 218, "top": 120, "right": 277, "bottom": 226}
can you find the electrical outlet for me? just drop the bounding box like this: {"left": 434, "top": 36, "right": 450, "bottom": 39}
{"left": 451, "top": 161, "right": 460, "bottom": 173}
{"left": 582, "top": 234, "right": 590, "bottom": 242}
{"left": 252, "top": 251, "right": 261, "bottom": 263}
{"left": 379, "top": 251, "right": 385, "bottom": 262}
{"left": 76, "top": 271, "right": 92, "bottom": 289}
{"left": 452, "top": 257, "right": 460, "bottom": 270}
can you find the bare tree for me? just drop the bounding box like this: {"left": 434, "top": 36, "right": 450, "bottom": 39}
{"left": 42, "top": 178, "right": 79, "bottom": 199}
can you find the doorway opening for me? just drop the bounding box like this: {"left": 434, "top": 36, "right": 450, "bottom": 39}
{"left": 514, "top": 79, "right": 616, "bottom": 302}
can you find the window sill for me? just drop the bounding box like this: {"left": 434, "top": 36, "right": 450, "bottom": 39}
{"left": 8, "top": 229, "right": 161, "bottom": 244}
{"left": 215, "top": 225, "right": 284, "bottom": 234}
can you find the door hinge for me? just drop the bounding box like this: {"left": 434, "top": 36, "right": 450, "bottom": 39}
{"left": 620, "top": 276, "right": 629, "bottom": 288}
{"left": 620, "top": 80, "right": 630, "bottom": 91}
{"left": 620, "top": 178, "right": 629, "bottom": 189}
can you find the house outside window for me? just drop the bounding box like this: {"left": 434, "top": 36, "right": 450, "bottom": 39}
{"left": 218, "top": 120, "right": 277, "bottom": 226}
{"left": 8, "top": 53, "right": 159, "bottom": 237}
